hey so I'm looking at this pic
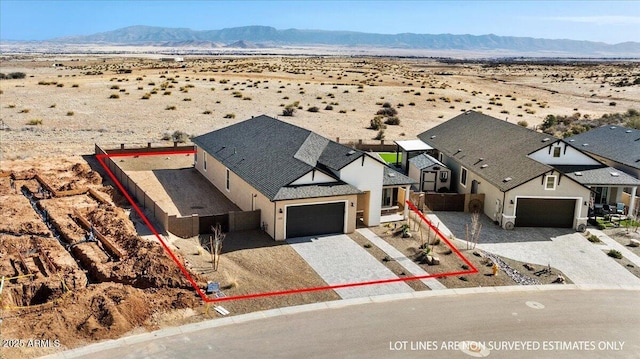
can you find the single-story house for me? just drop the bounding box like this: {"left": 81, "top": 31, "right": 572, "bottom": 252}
{"left": 408, "top": 153, "right": 451, "bottom": 193}
{"left": 417, "top": 111, "right": 640, "bottom": 231}
{"left": 566, "top": 125, "right": 640, "bottom": 215}
{"left": 191, "top": 115, "right": 414, "bottom": 240}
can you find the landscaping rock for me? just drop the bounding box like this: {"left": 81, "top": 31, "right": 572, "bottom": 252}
{"left": 426, "top": 255, "right": 440, "bottom": 265}
{"left": 629, "top": 239, "right": 640, "bottom": 247}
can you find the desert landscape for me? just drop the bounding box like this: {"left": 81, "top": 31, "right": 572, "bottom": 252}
{"left": 1, "top": 55, "right": 639, "bottom": 358}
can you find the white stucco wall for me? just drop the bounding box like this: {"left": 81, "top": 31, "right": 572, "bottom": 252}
{"left": 528, "top": 141, "right": 600, "bottom": 166}
{"left": 289, "top": 169, "right": 337, "bottom": 185}
{"left": 339, "top": 155, "right": 384, "bottom": 226}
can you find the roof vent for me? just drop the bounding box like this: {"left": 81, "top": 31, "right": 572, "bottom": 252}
{"left": 388, "top": 173, "right": 396, "bottom": 177}
{"left": 569, "top": 139, "right": 575, "bottom": 142}
{"left": 610, "top": 126, "right": 616, "bottom": 129}
{"left": 610, "top": 172, "right": 619, "bottom": 177}
{"left": 479, "top": 157, "right": 484, "bottom": 161}
{"left": 542, "top": 138, "right": 550, "bottom": 142}
{"left": 481, "top": 164, "right": 488, "bottom": 169}
{"left": 347, "top": 150, "right": 356, "bottom": 155}
{"left": 431, "top": 135, "right": 436, "bottom": 139}
{"left": 503, "top": 177, "right": 512, "bottom": 182}
{"left": 626, "top": 130, "right": 632, "bottom": 133}
{"left": 575, "top": 172, "right": 583, "bottom": 176}
{"left": 582, "top": 143, "right": 589, "bottom": 146}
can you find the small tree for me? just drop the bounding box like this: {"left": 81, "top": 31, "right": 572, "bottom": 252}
{"left": 465, "top": 212, "right": 482, "bottom": 250}
{"left": 283, "top": 106, "right": 296, "bottom": 116}
{"left": 210, "top": 224, "right": 226, "bottom": 271}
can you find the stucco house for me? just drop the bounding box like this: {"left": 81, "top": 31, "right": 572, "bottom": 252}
{"left": 417, "top": 111, "right": 640, "bottom": 231}
{"left": 191, "top": 115, "right": 414, "bottom": 240}
{"left": 407, "top": 153, "right": 451, "bottom": 193}
{"left": 566, "top": 125, "right": 639, "bottom": 215}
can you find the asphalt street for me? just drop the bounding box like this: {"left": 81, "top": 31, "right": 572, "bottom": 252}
{"left": 47, "top": 288, "right": 640, "bottom": 359}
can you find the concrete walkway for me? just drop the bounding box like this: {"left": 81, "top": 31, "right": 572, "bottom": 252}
{"left": 286, "top": 234, "right": 413, "bottom": 299}
{"left": 356, "top": 228, "right": 447, "bottom": 290}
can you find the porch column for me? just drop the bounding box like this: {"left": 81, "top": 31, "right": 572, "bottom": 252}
{"left": 630, "top": 186, "right": 638, "bottom": 218}
{"left": 403, "top": 185, "right": 411, "bottom": 219}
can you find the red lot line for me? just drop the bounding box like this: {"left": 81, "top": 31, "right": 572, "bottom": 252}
{"left": 96, "top": 151, "right": 477, "bottom": 303}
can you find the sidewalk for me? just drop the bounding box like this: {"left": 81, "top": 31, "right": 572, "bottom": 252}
{"left": 356, "top": 228, "right": 446, "bottom": 290}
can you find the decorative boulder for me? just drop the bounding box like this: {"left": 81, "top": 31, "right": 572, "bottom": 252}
{"left": 629, "top": 239, "right": 640, "bottom": 247}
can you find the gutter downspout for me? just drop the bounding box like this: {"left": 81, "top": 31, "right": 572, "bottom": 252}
{"left": 501, "top": 191, "right": 507, "bottom": 226}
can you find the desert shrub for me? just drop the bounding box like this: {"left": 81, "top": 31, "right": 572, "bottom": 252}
{"left": 376, "top": 107, "right": 397, "bottom": 117}
{"left": 374, "top": 129, "right": 385, "bottom": 140}
{"left": 224, "top": 113, "right": 236, "bottom": 119}
{"left": 110, "top": 85, "right": 120, "bottom": 90}
{"left": 49, "top": 104, "right": 56, "bottom": 108}
{"left": 339, "top": 109, "right": 347, "bottom": 114}
{"left": 141, "top": 93, "right": 151, "bottom": 99}
{"left": 203, "top": 110, "right": 212, "bottom": 114}
{"left": 109, "top": 94, "right": 120, "bottom": 99}
{"left": 183, "top": 98, "right": 192, "bottom": 101}
{"left": 66, "top": 111, "right": 74, "bottom": 116}
{"left": 364, "top": 243, "right": 372, "bottom": 249}
{"left": 384, "top": 116, "right": 400, "bottom": 125}
{"left": 382, "top": 102, "right": 392, "bottom": 108}
{"left": 307, "top": 106, "right": 319, "bottom": 112}
{"left": 56, "top": 83, "right": 64, "bottom": 87}
{"left": 19, "top": 108, "right": 30, "bottom": 113}
{"left": 324, "top": 105, "right": 333, "bottom": 110}
{"left": 517, "top": 120, "right": 528, "bottom": 127}
{"left": 607, "top": 249, "right": 622, "bottom": 259}
{"left": 1, "top": 72, "right": 26, "bottom": 79}
{"left": 587, "top": 235, "right": 601, "bottom": 243}
{"left": 26, "top": 118, "right": 42, "bottom": 125}
{"left": 282, "top": 106, "right": 296, "bottom": 116}
{"left": 165, "top": 105, "right": 177, "bottom": 110}
{"left": 609, "top": 102, "right": 617, "bottom": 106}
{"left": 72, "top": 83, "right": 79, "bottom": 88}
{"left": 370, "top": 116, "right": 386, "bottom": 130}
{"left": 171, "top": 130, "right": 189, "bottom": 143}
{"left": 7, "top": 104, "right": 16, "bottom": 108}
{"left": 243, "top": 96, "right": 252, "bottom": 101}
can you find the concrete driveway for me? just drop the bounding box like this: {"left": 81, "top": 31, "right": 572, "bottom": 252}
{"left": 428, "top": 211, "right": 640, "bottom": 286}
{"left": 287, "top": 234, "right": 413, "bottom": 299}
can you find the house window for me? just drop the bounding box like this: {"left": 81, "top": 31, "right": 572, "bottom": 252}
{"left": 203, "top": 154, "right": 207, "bottom": 171}
{"left": 439, "top": 152, "right": 444, "bottom": 163}
{"left": 545, "top": 175, "right": 557, "bottom": 190}
{"left": 553, "top": 147, "right": 561, "bottom": 158}
{"left": 460, "top": 167, "right": 468, "bottom": 187}
{"left": 226, "top": 168, "right": 230, "bottom": 191}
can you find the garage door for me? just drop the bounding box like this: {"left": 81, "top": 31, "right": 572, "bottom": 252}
{"left": 515, "top": 198, "right": 575, "bottom": 228}
{"left": 286, "top": 202, "right": 345, "bottom": 238}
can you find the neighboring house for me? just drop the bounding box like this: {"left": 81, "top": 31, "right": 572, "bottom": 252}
{"left": 407, "top": 153, "right": 451, "bottom": 193}
{"left": 566, "top": 125, "right": 640, "bottom": 214}
{"left": 394, "top": 139, "right": 435, "bottom": 172}
{"left": 417, "top": 111, "right": 640, "bottom": 230}
{"left": 191, "top": 115, "right": 414, "bottom": 240}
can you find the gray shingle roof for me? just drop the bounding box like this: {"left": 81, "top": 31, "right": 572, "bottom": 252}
{"left": 553, "top": 165, "right": 640, "bottom": 186}
{"left": 566, "top": 125, "right": 640, "bottom": 170}
{"left": 383, "top": 166, "right": 416, "bottom": 186}
{"left": 191, "top": 115, "right": 364, "bottom": 201}
{"left": 417, "top": 111, "right": 555, "bottom": 192}
{"left": 409, "top": 153, "right": 446, "bottom": 170}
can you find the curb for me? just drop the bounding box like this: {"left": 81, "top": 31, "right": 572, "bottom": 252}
{"left": 39, "top": 284, "right": 640, "bottom": 359}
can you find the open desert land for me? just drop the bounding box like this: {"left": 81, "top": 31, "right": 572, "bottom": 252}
{"left": 0, "top": 55, "right": 639, "bottom": 358}
{"left": 1, "top": 55, "right": 639, "bottom": 161}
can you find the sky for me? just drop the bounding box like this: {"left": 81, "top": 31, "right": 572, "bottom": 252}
{"left": 1, "top": 1, "right": 639, "bottom": 43}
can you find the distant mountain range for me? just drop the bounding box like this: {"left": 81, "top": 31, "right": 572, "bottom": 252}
{"left": 29, "top": 25, "right": 640, "bottom": 56}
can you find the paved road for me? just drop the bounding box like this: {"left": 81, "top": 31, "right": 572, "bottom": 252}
{"left": 46, "top": 287, "right": 640, "bottom": 359}
{"left": 286, "top": 234, "right": 413, "bottom": 299}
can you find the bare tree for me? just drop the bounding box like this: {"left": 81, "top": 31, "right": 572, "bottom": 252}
{"left": 465, "top": 212, "right": 482, "bottom": 250}
{"left": 210, "top": 224, "right": 226, "bottom": 271}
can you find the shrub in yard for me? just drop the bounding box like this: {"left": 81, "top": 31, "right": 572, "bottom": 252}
{"left": 587, "top": 235, "right": 601, "bottom": 243}
{"left": 517, "top": 120, "right": 528, "bottom": 127}
{"left": 607, "top": 249, "right": 622, "bottom": 259}
{"left": 307, "top": 106, "right": 319, "bottom": 112}
{"left": 374, "top": 129, "right": 385, "bottom": 140}
{"left": 224, "top": 113, "right": 236, "bottom": 119}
